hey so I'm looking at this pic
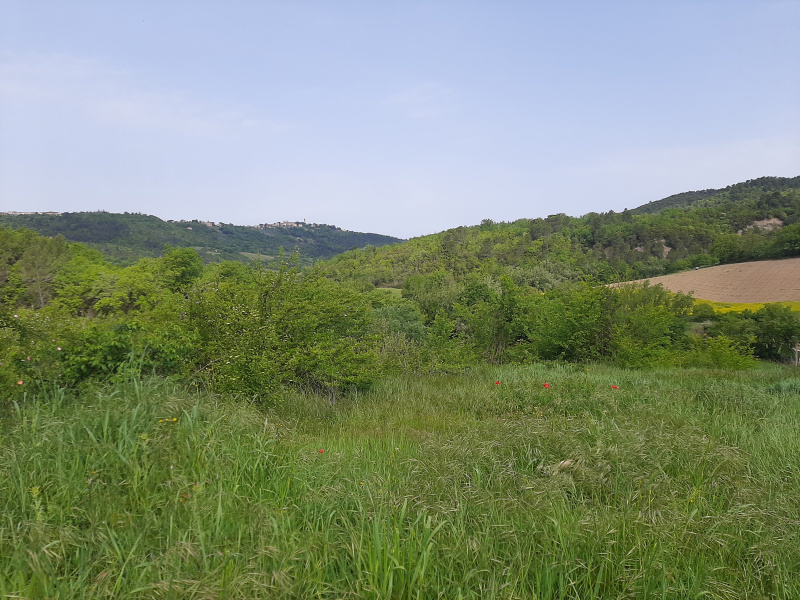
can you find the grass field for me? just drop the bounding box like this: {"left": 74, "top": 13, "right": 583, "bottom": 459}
{"left": 2, "top": 365, "right": 800, "bottom": 599}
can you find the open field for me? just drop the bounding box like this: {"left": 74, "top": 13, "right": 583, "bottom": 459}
{"left": 3, "top": 366, "right": 800, "bottom": 599}
{"left": 619, "top": 257, "right": 800, "bottom": 303}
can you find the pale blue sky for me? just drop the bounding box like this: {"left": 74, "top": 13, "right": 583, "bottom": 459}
{"left": 1, "top": 1, "right": 798, "bottom": 238}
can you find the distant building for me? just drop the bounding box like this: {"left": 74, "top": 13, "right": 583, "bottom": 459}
{"left": 1, "top": 211, "right": 63, "bottom": 216}
{"left": 257, "top": 221, "right": 344, "bottom": 231}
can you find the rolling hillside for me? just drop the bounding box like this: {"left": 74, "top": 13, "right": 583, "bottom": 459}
{"left": 320, "top": 176, "right": 800, "bottom": 290}
{"left": 0, "top": 211, "right": 403, "bottom": 265}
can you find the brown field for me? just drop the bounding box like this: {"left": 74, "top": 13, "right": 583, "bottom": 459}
{"left": 616, "top": 257, "right": 800, "bottom": 302}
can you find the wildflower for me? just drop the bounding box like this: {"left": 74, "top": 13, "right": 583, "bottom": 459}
{"left": 495, "top": 381, "right": 500, "bottom": 385}
{"left": 172, "top": 417, "right": 177, "bottom": 421}
{"left": 17, "top": 380, "right": 23, "bottom": 385}
{"left": 57, "top": 347, "right": 62, "bottom": 351}
{"left": 158, "top": 419, "right": 164, "bottom": 423}
{"left": 543, "top": 383, "right": 550, "bottom": 389}
{"left": 318, "top": 449, "right": 324, "bottom": 453}
{"left": 611, "top": 385, "right": 620, "bottom": 390}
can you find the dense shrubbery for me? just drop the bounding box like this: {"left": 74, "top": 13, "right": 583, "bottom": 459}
{"left": 187, "top": 259, "right": 378, "bottom": 395}
{"left": 2, "top": 221, "right": 799, "bottom": 402}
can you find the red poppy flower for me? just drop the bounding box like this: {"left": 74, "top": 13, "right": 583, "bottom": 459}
{"left": 611, "top": 385, "right": 620, "bottom": 390}
{"left": 543, "top": 383, "right": 550, "bottom": 389}
{"left": 318, "top": 449, "right": 324, "bottom": 453}
{"left": 495, "top": 381, "right": 500, "bottom": 385}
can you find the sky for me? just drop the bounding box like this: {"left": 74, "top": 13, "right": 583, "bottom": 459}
{"left": 1, "top": 1, "right": 798, "bottom": 239}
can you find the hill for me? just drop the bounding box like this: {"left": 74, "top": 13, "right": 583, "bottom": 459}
{"left": 0, "top": 211, "right": 403, "bottom": 265}
{"left": 319, "top": 176, "right": 800, "bottom": 290}
{"left": 630, "top": 175, "right": 800, "bottom": 215}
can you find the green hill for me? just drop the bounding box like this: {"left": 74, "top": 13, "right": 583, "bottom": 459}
{"left": 630, "top": 175, "right": 800, "bottom": 215}
{"left": 319, "top": 176, "right": 800, "bottom": 290}
{"left": 0, "top": 211, "right": 403, "bottom": 265}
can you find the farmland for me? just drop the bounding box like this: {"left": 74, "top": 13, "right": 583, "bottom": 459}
{"left": 618, "top": 257, "right": 800, "bottom": 303}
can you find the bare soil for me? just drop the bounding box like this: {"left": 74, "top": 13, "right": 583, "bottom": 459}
{"left": 617, "top": 257, "right": 800, "bottom": 302}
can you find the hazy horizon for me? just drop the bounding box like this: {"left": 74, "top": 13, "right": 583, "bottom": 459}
{"left": 2, "top": 1, "right": 798, "bottom": 238}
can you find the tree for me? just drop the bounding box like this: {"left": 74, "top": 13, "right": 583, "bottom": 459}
{"left": 14, "top": 235, "right": 70, "bottom": 308}
{"left": 188, "top": 259, "right": 378, "bottom": 397}
{"left": 754, "top": 304, "right": 800, "bottom": 360}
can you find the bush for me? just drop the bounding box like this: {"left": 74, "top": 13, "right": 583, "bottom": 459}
{"left": 60, "top": 320, "right": 194, "bottom": 385}
{"left": 188, "top": 260, "right": 379, "bottom": 398}
{"left": 680, "top": 335, "right": 756, "bottom": 370}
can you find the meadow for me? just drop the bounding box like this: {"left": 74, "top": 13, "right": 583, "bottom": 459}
{"left": 2, "top": 364, "right": 799, "bottom": 599}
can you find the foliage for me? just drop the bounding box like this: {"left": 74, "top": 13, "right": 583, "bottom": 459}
{"left": 59, "top": 320, "right": 194, "bottom": 385}
{"left": 679, "top": 334, "right": 758, "bottom": 370}
{"left": 187, "top": 258, "right": 379, "bottom": 397}
{"left": 7, "top": 176, "right": 800, "bottom": 401}
{"left": 320, "top": 176, "right": 800, "bottom": 289}
{"left": 710, "top": 303, "right": 800, "bottom": 361}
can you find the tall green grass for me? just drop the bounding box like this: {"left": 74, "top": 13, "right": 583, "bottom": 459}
{"left": 2, "top": 365, "right": 799, "bottom": 598}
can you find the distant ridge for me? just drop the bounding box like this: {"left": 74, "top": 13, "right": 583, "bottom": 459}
{"left": 0, "top": 211, "right": 403, "bottom": 265}
{"left": 631, "top": 176, "right": 800, "bottom": 215}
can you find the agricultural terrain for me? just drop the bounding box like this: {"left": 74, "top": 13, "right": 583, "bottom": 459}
{"left": 617, "top": 257, "right": 800, "bottom": 303}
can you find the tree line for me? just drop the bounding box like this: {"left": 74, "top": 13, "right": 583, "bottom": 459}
{"left": 2, "top": 224, "right": 799, "bottom": 401}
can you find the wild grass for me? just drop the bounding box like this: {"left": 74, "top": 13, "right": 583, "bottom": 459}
{"left": 2, "top": 364, "right": 800, "bottom": 598}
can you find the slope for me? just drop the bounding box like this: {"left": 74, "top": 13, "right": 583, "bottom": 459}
{"left": 0, "top": 211, "right": 403, "bottom": 264}
{"left": 320, "top": 176, "right": 800, "bottom": 290}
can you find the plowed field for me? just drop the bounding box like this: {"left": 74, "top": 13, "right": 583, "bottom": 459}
{"left": 617, "top": 257, "right": 800, "bottom": 302}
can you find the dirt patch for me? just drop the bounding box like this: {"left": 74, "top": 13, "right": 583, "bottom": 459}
{"left": 614, "top": 258, "right": 800, "bottom": 302}
{"left": 738, "top": 218, "right": 784, "bottom": 235}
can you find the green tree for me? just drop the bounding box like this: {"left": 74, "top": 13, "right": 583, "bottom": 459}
{"left": 13, "top": 235, "right": 70, "bottom": 308}
{"left": 188, "top": 259, "right": 378, "bottom": 397}
{"left": 753, "top": 303, "right": 800, "bottom": 360}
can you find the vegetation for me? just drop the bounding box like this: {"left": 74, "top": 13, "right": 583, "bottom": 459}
{"left": 3, "top": 366, "right": 800, "bottom": 598}
{"left": 0, "top": 211, "right": 403, "bottom": 265}
{"left": 320, "top": 176, "right": 800, "bottom": 288}
{"left": 2, "top": 176, "right": 800, "bottom": 597}
{"left": 696, "top": 299, "right": 800, "bottom": 314}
